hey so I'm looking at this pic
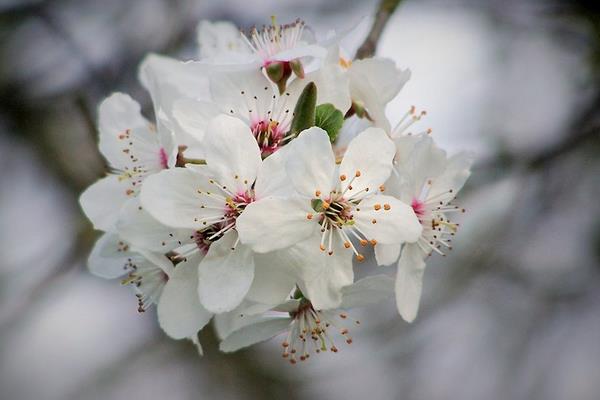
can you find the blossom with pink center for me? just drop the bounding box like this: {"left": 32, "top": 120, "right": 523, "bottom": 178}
{"left": 140, "top": 115, "right": 294, "bottom": 313}
{"left": 217, "top": 275, "right": 396, "bottom": 363}
{"left": 375, "top": 131, "right": 473, "bottom": 322}
{"left": 79, "top": 93, "right": 177, "bottom": 232}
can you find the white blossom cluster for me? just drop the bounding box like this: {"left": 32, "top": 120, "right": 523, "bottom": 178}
{"left": 80, "top": 18, "right": 473, "bottom": 363}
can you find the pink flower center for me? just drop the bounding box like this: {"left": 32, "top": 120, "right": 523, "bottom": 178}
{"left": 251, "top": 119, "right": 285, "bottom": 157}
{"left": 411, "top": 198, "right": 427, "bottom": 224}
{"left": 158, "top": 148, "right": 169, "bottom": 169}
{"left": 224, "top": 190, "right": 255, "bottom": 224}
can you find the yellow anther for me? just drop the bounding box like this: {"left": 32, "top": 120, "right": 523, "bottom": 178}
{"left": 315, "top": 190, "right": 321, "bottom": 197}
{"left": 379, "top": 185, "right": 385, "bottom": 192}
{"left": 344, "top": 241, "right": 351, "bottom": 249}
{"left": 356, "top": 254, "right": 365, "bottom": 262}
{"left": 322, "top": 201, "right": 330, "bottom": 210}
{"left": 359, "top": 239, "right": 368, "bottom": 246}
{"left": 306, "top": 213, "right": 313, "bottom": 220}
{"left": 355, "top": 170, "right": 361, "bottom": 177}
{"left": 371, "top": 219, "right": 377, "bottom": 224}
{"left": 383, "top": 204, "right": 391, "bottom": 210}
{"left": 370, "top": 239, "right": 377, "bottom": 246}
{"left": 374, "top": 204, "right": 381, "bottom": 211}
{"left": 319, "top": 244, "right": 326, "bottom": 251}
{"left": 340, "top": 174, "right": 347, "bottom": 181}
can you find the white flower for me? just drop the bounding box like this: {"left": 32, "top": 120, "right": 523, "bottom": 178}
{"left": 79, "top": 93, "right": 177, "bottom": 231}
{"left": 346, "top": 57, "right": 411, "bottom": 131}
{"left": 88, "top": 233, "right": 212, "bottom": 339}
{"left": 240, "top": 18, "right": 326, "bottom": 68}
{"left": 173, "top": 62, "right": 350, "bottom": 159}
{"left": 377, "top": 132, "right": 473, "bottom": 322}
{"left": 217, "top": 275, "right": 395, "bottom": 363}
{"left": 237, "top": 126, "right": 422, "bottom": 261}
{"left": 140, "top": 114, "right": 294, "bottom": 313}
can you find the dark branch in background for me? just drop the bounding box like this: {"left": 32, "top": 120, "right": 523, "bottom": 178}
{"left": 355, "top": 0, "right": 403, "bottom": 59}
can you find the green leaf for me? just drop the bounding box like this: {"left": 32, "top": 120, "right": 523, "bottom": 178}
{"left": 315, "top": 103, "right": 344, "bottom": 143}
{"left": 289, "top": 82, "right": 317, "bottom": 137}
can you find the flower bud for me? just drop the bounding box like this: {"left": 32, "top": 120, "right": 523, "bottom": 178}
{"left": 290, "top": 58, "right": 305, "bottom": 79}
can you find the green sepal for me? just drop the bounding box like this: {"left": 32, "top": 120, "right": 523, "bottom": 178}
{"left": 315, "top": 103, "right": 344, "bottom": 143}
{"left": 289, "top": 81, "right": 317, "bottom": 137}
{"left": 311, "top": 198, "right": 324, "bottom": 212}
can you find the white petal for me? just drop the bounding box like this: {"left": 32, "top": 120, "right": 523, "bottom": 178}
{"left": 254, "top": 144, "right": 294, "bottom": 197}
{"left": 374, "top": 243, "right": 401, "bottom": 266}
{"left": 209, "top": 67, "right": 274, "bottom": 121}
{"left": 245, "top": 252, "right": 297, "bottom": 306}
{"left": 294, "top": 238, "right": 354, "bottom": 310}
{"left": 428, "top": 151, "right": 474, "bottom": 203}
{"left": 116, "top": 198, "right": 194, "bottom": 252}
{"left": 339, "top": 127, "right": 395, "bottom": 197}
{"left": 79, "top": 175, "right": 131, "bottom": 232}
{"left": 395, "top": 244, "right": 427, "bottom": 322}
{"left": 285, "top": 127, "right": 335, "bottom": 197}
{"left": 354, "top": 195, "right": 422, "bottom": 244}
{"left": 97, "top": 93, "right": 149, "bottom": 167}
{"left": 219, "top": 317, "right": 291, "bottom": 353}
{"left": 87, "top": 233, "right": 131, "bottom": 279}
{"left": 236, "top": 196, "right": 315, "bottom": 253}
{"left": 140, "top": 167, "right": 220, "bottom": 230}
{"left": 172, "top": 98, "right": 221, "bottom": 158}
{"left": 139, "top": 55, "right": 212, "bottom": 102}
{"left": 341, "top": 275, "right": 395, "bottom": 308}
{"left": 294, "top": 46, "right": 351, "bottom": 113}
{"left": 213, "top": 309, "right": 270, "bottom": 340}
{"left": 204, "top": 115, "right": 262, "bottom": 193}
{"left": 196, "top": 20, "right": 251, "bottom": 61}
{"left": 197, "top": 231, "right": 255, "bottom": 313}
{"left": 349, "top": 58, "right": 410, "bottom": 131}
{"left": 158, "top": 255, "right": 213, "bottom": 339}
{"left": 391, "top": 133, "right": 447, "bottom": 200}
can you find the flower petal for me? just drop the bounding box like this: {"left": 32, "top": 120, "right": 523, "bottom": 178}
{"left": 428, "top": 151, "right": 474, "bottom": 203}
{"left": 97, "top": 93, "right": 149, "bottom": 167}
{"left": 294, "top": 238, "right": 354, "bottom": 310}
{"left": 196, "top": 20, "right": 252, "bottom": 61}
{"left": 339, "top": 127, "right": 395, "bottom": 197}
{"left": 204, "top": 114, "right": 262, "bottom": 193}
{"left": 87, "top": 233, "right": 132, "bottom": 279}
{"left": 219, "top": 317, "right": 291, "bottom": 353}
{"left": 197, "top": 231, "right": 255, "bottom": 313}
{"left": 285, "top": 127, "right": 335, "bottom": 198}
{"left": 374, "top": 243, "right": 401, "bottom": 266}
{"left": 353, "top": 195, "right": 422, "bottom": 244}
{"left": 395, "top": 244, "right": 427, "bottom": 322}
{"left": 349, "top": 58, "right": 410, "bottom": 131}
{"left": 117, "top": 198, "right": 194, "bottom": 252}
{"left": 236, "top": 196, "right": 316, "bottom": 253}
{"left": 140, "top": 167, "right": 220, "bottom": 230}
{"left": 245, "top": 252, "right": 297, "bottom": 306}
{"left": 158, "top": 255, "right": 213, "bottom": 339}
{"left": 340, "top": 275, "right": 395, "bottom": 308}
{"left": 172, "top": 98, "right": 221, "bottom": 158}
{"left": 254, "top": 144, "right": 294, "bottom": 197}
{"left": 79, "top": 175, "right": 132, "bottom": 232}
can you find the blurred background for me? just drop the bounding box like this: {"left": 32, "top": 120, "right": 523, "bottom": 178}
{"left": 1, "top": 0, "right": 599, "bottom": 399}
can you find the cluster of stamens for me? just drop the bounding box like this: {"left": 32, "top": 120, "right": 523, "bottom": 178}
{"left": 305, "top": 170, "right": 389, "bottom": 261}
{"left": 193, "top": 178, "right": 255, "bottom": 250}
{"left": 412, "top": 185, "right": 465, "bottom": 257}
{"left": 119, "top": 253, "right": 169, "bottom": 313}
{"left": 282, "top": 300, "right": 359, "bottom": 364}
{"left": 241, "top": 18, "right": 306, "bottom": 62}
{"left": 391, "top": 105, "right": 432, "bottom": 138}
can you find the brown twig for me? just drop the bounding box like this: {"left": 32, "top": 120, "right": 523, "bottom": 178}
{"left": 355, "top": 0, "right": 403, "bottom": 59}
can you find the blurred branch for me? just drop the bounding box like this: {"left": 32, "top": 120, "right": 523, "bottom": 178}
{"left": 355, "top": 0, "right": 402, "bottom": 59}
